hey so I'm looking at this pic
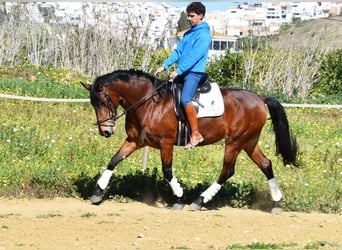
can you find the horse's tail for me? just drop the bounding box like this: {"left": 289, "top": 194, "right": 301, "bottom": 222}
{"left": 264, "top": 97, "right": 299, "bottom": 166}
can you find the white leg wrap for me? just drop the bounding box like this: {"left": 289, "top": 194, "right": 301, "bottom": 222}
{"left": 97, "top": 169, "right": 113, "bottom": 190}
{"left": 268, "top": 178, "right": 282, "bottom": 202}
{"left": 168, "top": 177, "right": 184, "bottom": 198}
{"left": 201, "top": 182, "right": 221, "bottom": 204}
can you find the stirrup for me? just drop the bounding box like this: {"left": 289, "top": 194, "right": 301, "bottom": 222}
{"left": 184, "top": 136, "right": 204, "bottom": 149}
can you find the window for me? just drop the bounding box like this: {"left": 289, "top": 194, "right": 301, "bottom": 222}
{"left": 211, "top": 40, "right": 235, "bottom": 51}
{"left": 213, "top": 41, "right": 220, "bottom": 50}
{"left": 221, "top": 41, "right": 227, "bottom": 50}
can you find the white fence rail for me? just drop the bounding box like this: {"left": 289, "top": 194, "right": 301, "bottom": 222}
{"left": 1, "top": 93, "right": 341, "bottom": 109}
{"left": 0, "top": 93, "right": 89, "bottom": 103}
{"left": 282, "top": 103, "right": 341, "bottom": 109}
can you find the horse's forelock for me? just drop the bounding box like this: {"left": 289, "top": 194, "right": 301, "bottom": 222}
{"left": 89, "top": 84, "right": 103, "bottom": 106}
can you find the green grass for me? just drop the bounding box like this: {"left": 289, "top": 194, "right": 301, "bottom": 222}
{"left": 227, "top": 242, "right": 298, "bottom": 249}
{"left": 0, "top": 64, "right": 90, "bottom": 98}
{"left": 0, "top": 78, "right": 88, "bottom": 98}
{"left": 227, "top": 241, "right": 340, "bottom": 249}
{"left": 80, "top": 212, "right": 97, "bottom": 218}
{"left": 0, "top": 99, "right": 340, "bottom": 213}
{"left": 36, "top": 213, "right": 63, "bottom": 219}
{"left": 0, "top": 213, "right": 21, "bottom": 218}
{"left": 0, "top": 65, "right": 341, "bottom": 213}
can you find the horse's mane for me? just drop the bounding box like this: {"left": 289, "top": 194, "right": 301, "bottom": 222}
{"left": 92, "top": 69, "right": 169, "bottom": 99}
{"left": 94, "top": 69, "right": 156, "bottom": 87}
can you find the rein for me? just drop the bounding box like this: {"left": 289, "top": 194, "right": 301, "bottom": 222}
{"left": 94, "top": 79, "right": 167, "bottom": 126}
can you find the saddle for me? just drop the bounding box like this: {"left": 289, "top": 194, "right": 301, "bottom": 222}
{"left": 154, "top": 73, "right": 221, "bottom": 146}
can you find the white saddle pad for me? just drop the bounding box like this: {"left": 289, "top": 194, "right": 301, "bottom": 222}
{"left": 193, "top": 82, "right": 224, "bottom": 118}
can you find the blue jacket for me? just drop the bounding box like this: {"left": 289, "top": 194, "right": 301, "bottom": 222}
{"left": 162, "top": 22, "right": 211, "bottom": 75}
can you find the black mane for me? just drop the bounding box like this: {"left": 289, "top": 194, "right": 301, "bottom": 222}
{"left": 92, "top": 69, "right": 169, "bottom": 100}
{"left": 94, "top": 69, "right": 156, "bottom": 87}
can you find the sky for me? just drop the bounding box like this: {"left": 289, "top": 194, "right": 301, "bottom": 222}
{"left": 168, "top": 2, "right": 247, "bottom": 13}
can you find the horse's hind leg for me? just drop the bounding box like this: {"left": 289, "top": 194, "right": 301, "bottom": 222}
{"left": 189, "top": 145, "right": 240, "bottom": 211}
{"left": 245, "top": 143, "right": 283, "bottom": 213}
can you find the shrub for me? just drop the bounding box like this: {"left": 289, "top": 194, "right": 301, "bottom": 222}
{"left": 207, "top": 50, "right": 244, "bottom": 87}
{"left": 313, "top": 48, "right": 342, "bottom": 95}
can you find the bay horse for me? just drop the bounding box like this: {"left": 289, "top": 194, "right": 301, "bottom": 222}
{"left": 81, "top": 69, "right": 298, "bottom": 212}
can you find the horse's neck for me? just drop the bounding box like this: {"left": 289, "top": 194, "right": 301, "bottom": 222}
{"left": 114, "top": 79, "right": 152, "bottom": 109}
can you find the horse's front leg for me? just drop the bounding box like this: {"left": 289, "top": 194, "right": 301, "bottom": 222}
{"left": 91, "top": 140, "right": 138, "bottom": 205}
{"left": 160, "top": 142, "right": 185, "bottom": 210}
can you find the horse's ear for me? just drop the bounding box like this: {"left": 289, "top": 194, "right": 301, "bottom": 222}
{"left": 80, "top": 82, "right": 91, "bottom": 91}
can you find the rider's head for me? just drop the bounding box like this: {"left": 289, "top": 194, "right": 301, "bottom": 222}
{"left": 186, "top": 2, "right": 206, "bottom": 17}
{"left": 186, "top": 2, "right": 206, "bottom": 26}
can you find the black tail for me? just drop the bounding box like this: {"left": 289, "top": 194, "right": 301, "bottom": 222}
{"left": 264, "top": 97, "right": 299, "bottom": 166}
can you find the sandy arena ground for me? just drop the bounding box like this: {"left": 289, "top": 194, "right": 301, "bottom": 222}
{"left": 0, "top": 197, "right": 341, "bottom": 249}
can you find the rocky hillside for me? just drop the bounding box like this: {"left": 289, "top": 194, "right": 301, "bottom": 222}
{"left": 271, "top": 16, "right": 342, "bottom": 51}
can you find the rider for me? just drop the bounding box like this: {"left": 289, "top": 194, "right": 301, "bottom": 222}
{"left": 155, "top": 2, "right": 211, "bottom": 149}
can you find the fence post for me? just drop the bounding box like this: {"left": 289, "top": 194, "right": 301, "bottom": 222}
{"left": 141, "top": 146, "right": 148, "bottom": 173}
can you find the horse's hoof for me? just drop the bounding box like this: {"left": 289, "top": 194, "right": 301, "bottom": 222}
{"left": 188, "top": 202, "right": 202, "bottom": 211}
{"left": 90, "top": 195, "right": 103, "bottom": 205}
{"left": 170, "top": 196, "right": 185, "bottom": 210}
{"left": 271, "top": 201, "right": 283, "bottom": 214}
{"left": 171, "top": 202, "right": 185, "bottom": 210}
{"left": 90, "top": 185, "right": 104, "bottom": 205}
{"left": 188, "top": 197, "right": 204, "bottom": 211}
{"left": 271, "top": 207, "right": 283, "bottom": 214}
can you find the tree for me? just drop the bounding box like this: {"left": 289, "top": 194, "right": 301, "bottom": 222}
{"left": 177, "top": 11, "right": 190, "bottom": 32}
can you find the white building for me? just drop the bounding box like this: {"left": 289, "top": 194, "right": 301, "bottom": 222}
{"left": 205, "top": 1, "right": 340, "bottom": 37}
{"left": 171, "top": 29, "right": 238, "bottom": 58}
{"left": 2, "top": 1, "right": 341, "bottom": 47}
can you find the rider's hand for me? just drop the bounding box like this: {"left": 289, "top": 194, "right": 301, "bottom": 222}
{"left": 155, "top": 67, "right": 164, "bottom": 77}
{"left": 169, "top": 71, "right": 178, "bottom": 80}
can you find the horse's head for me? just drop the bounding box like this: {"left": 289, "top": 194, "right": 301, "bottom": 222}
{"left": 82, "top": 69, "right": 159, "bottom": 138}
{"left": 81, "top": 81, "right": 119, "bottom": 138}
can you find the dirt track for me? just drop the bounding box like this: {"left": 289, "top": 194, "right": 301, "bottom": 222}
{"left": 0, "top": 198, "right": 341, "bottom": 249}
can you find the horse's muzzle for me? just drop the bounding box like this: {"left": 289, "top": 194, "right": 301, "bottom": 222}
{"left": 99, "top": 124, "right": 115, "bottom": 138}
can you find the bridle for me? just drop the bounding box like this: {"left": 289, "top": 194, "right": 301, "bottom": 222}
{"left": 93, "top": 90, "right": 122, "bottom": 126}
{"left": 93, "top": 79, "right": 168, "bottom": 127}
